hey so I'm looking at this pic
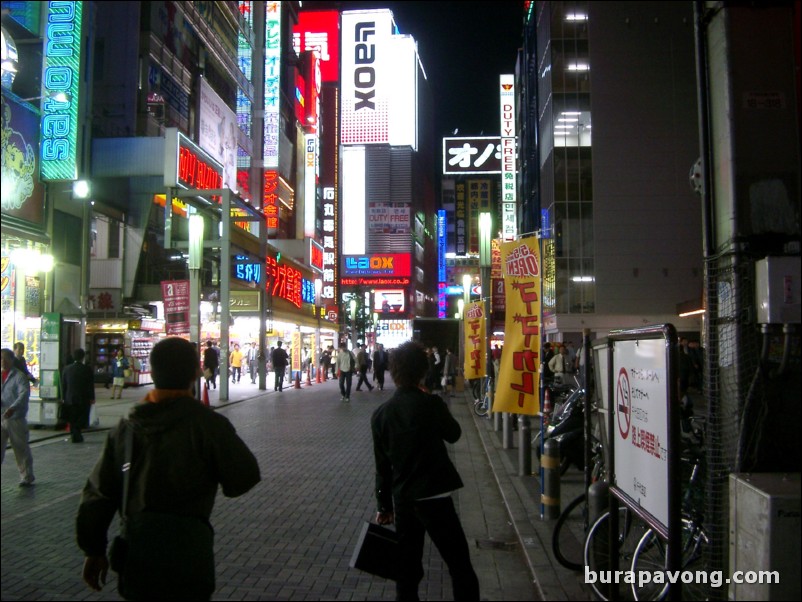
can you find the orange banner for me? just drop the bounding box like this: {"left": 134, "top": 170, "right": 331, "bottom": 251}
{"left": 463, "top": 301, "right": 487, "bottom": 380}
{"left": 495, "top": 237, "right": 541, "bottom": 415}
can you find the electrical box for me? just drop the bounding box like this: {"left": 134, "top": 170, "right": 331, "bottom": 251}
{"left": 755, "top": 256, "right": 801, "bottom": 324}
{"left": 729, "top": 473, "right": 801, "bottom": 601}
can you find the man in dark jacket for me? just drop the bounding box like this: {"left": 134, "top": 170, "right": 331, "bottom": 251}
{"left": 60, "top": 348, "right": 95, "bottom": 443}
{"left": 371, "top": 341, "right": 479, "bottom": 601}
{"left": 202, "top": 341, "right": 219, "bottom": 389}
{"left": 76, "top": 337, "right": 260, "bottom": 601}
{"left": 270, "top": 340, "right": 289, "bottom": 392}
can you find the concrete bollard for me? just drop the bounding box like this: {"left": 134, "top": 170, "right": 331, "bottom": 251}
{"left": 541, "top": 438, "right": 561, "bottom": 520}
{"left": 503, "top": 413, "right": 514, "bottom": 449}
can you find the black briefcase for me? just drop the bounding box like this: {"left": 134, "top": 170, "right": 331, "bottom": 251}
{"left": 349, "top": 521, "right": 399, "bottom": 581}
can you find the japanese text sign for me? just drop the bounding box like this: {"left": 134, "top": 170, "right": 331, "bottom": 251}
{"left": 463, "top": 302, "right": 487, "bottom": 380}
{"left": 495, "top": 237, "right": 541, "bottom": 415}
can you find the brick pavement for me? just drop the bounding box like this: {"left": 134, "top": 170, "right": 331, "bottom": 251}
{"left": 1, "top": 376, "right": 573, "bottom": 601}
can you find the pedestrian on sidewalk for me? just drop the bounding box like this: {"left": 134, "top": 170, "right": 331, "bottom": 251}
{"left": 270, "top": 341, "right": 288, "bottom": 392}
{"left": 247, "top": 343, "right": 259, "bottom": 384}
{"left": 76, "top": 337, "right": 261, "bottom": 601}
{"left": 229, "top": 344, "right": 244, "bottom": 383}
{"left": 110, "top": 349, "right": 129, "bottom": 400}
{"left": 371, "top": 341, "right": 480, "bottom": 601}
{"left": 203, "top": 340, "right": 219, "bottom": 389}
{"left": 372, "top": 343, "right": 388, "bottom": 391}
{"left": 354, "top": 344, "right": 374, "bottom": 392}
{"left": 12, "top": 342, "right": 37, "bottom": 386}
{"left": 1, "top": 348, "right": 35, "bottom": 487}
{"left": 336, "top": 343, "right": 356, "bottom": 401}
{"left": 60, "top": 348, "right": 95, "bottom": 443}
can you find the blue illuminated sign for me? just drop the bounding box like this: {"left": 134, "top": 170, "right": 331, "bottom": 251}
{"left": 437, "top": 210, "right": 446, "bottom": 283}
{"left": 234, "top": 256, "right": 261, "bottom": 283}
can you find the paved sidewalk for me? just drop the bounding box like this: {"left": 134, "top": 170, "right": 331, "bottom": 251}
{"left": 3, "top": 376, "right": 578, "bottom": 601}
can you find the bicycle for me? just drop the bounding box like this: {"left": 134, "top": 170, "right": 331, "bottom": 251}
{"left": 473, "top": 376, "right": 493, "bottom": 417}
{"left": 629, "top": 421, "right": 708, "bottom": 601}
{"left": 550, "top": 437, "right": 605, "bottom": 571}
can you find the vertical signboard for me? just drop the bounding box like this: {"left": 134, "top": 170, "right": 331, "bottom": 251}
{"left": 304, "top": 133, "right": 318, "bottom": 238}
{"left": 264, "top": 2, "right": 281, "bottom": 168}
{"left": 455, "top": 182, "right": 467, "bottom": 256}
{"left": 499, "top": 74, "right": 517, "bottom": 241}
{"left": 40, "top": 0, "right": 83, "bottom": 181}
{"left": 293, "top": 11, "right": 340, "bottom": 84}
{"left": 463, "top": 301, "right": 487, "bottom": 380}
{"left": 321, "top": 186, "right": 338, "bottom": 320}
{"left": 495, "top": 237, "right": 541, "bottom": 415}
{"left": 161, "top": 280, "right": 190, "bottom": 335}
{"left": 340, "top": 10, "right": 395, "bottom": 145}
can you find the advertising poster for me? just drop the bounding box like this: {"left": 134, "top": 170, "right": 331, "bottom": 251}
{"left": 463, "top": 301, "right": 486, "bottom": 381}
{"left": 161, "top": 280, "right": 190, "bottom": 335}
{"left": 494, "top": 237, "right": 541, "bottom": 415}
{"left": 198, "top": 78, "right": 238, "bottom": 193}
{"left": 292, "top": 331, "right": 302, "bottom": 373}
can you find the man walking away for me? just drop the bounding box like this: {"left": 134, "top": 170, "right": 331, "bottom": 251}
{"left": 371, "top": 341, "right": 479, "bottom": 601}
{"left": 76, "top": 337, "right": 260, "bottom": 600}
{"left": 355, "top": 344, "right": 374, "bottom": 392}
{"left": 336, "top": 343, "right": 356, "bottom": 401}
{"left": 1, "top": 348, "right": 35, "bottom": 487}
{"left": 247, "top": 343, "right": 259, "bottom": 384}
{"left": 372, "top": 344, "right": 389, "bottom": 391}
{"left": 203, "top": 341, "right": 219, "bottom": 389}
{"left": 270, "top": 341, "right": 289, "bottom": 392}
{"left": 61, "top": 348, "right": 95, "bottom": 443}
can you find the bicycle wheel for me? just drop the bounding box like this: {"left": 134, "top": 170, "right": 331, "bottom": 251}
{"left": 584, "top": 508, "right": 647, "bottom": 601}
{"left": 473, "top": 398, "right": 488, "bottom": 417}
{"left": 630, "top": 519, "right": 709, "bottom": 601}
{"left": 552, "top": 493, "right": 587, "bottom": 570}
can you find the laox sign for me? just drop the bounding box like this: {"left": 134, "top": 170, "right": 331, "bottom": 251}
{"left": 353, "top": 21, "right": 376, "bottom": 110}
{"left": 346, "top": 256, "right": 394, "bottom": 270}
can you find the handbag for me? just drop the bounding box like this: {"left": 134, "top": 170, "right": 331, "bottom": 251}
{"left": 203, "top": 367, "right": 213, "bottom": 379}
{"left": 110, "top": 425, "right": 215, "bottom": 599}
{"left": 349, "top": 521, "right": 399, "bottom": 581}
{"left": 124, "top": 369, "right": 132, "bottom": 378}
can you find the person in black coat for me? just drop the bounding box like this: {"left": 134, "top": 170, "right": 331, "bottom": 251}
{"left": 371, "top": 341, "right": 479, "bottom": 601}
{"left": 203, "top": 341, "right": 219, "bottom": 389}
{"left": 60, "top": 348, "right": 95, "bottom": 443}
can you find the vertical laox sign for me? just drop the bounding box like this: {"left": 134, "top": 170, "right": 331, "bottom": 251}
{"left": 500, "top": 74, "right": 517, "bottom": 241}
{"left": 40, "top": 1, "right": 83, "bottom": 181}
{"left": 354, "top": 21, "right": 376, "bottom": 110}
{"left": 341, "top": 10, "right": 393, "bottom": 144}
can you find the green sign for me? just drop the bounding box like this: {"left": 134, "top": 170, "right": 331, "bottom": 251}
{"left": 41, "top": 312, "right": 61, "bottom": 341}
{"left": 39, "top": 1, "right": 83, "bottom": 181}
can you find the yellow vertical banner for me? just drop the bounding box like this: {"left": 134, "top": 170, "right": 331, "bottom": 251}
{"left": 495, "top": 237, "right": 541, "bottom": 415}
{"left": 462, "top": 301, "right": 487, "bottom": 380}
{"left": 291, "top": 331, "right": 302, "bottom": 372}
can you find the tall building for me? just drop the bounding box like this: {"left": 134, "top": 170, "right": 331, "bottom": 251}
{"left": 520, "top": 1, "right": 703, "bottom": 343}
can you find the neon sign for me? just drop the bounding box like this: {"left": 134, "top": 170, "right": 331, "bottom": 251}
{"left": 266, "top": 255, "right": 302, "bottom": 308}
{"left": 40, "top": 0, "right": 82, "bottom": 181}
{"left": 264, "top": 2, "right": 281, "bottom": 168}
{"left": 343, "top": 253, "right": 411, "bottom": 277}
{"left": 177, "top": 136, "right": 223, "bottom": 201}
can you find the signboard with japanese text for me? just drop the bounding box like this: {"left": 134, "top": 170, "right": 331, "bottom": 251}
{"left": 293, "top": 10, "right": 340, "bottom": 83}
{"left": 499, "top": 74, "right": 517, "bottom": 241}
{"left": 463, "top": 302, "right": 487, "bottom": 380}
{"left": 343, "top": 254, "right": 411, "bottom": 277}
{"left": 320, "top": 186, "right": 338, "bottom": 313}
{"left": 612, "top": 337, "right": 670, "bottom": 529}
{"left": 494, "top": 238, "right": 541, "bottom": 415}
{"left": 264, "top": 2, "right": 281, "bottom": 168}
{"left": 455, "top": 182, "right": 467, "bottom": 256}
{"left": 161, "top": 280, "right": 190, "bottom": 335}
{"left": 291, "top": 331, "right": 302, "bottom": 372}
{"left": 442, "top": 137, "right": 501, "bottom": 175}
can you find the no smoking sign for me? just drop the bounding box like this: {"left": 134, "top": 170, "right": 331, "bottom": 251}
{"left": 616, "top": 367, "right": 631, "bottom": 439}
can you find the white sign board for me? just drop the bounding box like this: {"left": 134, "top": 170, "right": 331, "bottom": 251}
{"left": 612, "top": 338, "right": 669, "bottom": 527}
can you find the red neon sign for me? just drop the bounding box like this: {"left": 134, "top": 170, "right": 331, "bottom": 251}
{"left": 263, "top": 169, "right": 280, "bottom": 229}
{"left": 178, "top": 145, "right": 222, "bottom": 196}
{"left": 266, "top": 256, "right": 302, "bottom": 308}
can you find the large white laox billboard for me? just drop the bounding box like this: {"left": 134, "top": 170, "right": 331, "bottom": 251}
{"left": 341, "top": 10, "right": 418, "bottom": 148}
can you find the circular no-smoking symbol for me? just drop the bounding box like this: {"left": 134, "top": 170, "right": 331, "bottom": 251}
{"left": 616, "top": 367, "right": 631, "bottom": 440}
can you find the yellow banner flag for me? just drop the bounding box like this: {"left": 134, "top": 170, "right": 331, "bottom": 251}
{"left": 495, "top": 237, "right": 541, "bottom": 415}
{"left": 291, "top": 331, "right": 302, "bottom": 372}
{"left": 463, "top": 301, "right": 487, "bottom": 380}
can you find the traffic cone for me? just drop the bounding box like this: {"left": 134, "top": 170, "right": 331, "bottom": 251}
{"left": 542, "top": 388, "right": 552, "bottom": 425}
{"left": 316, "top": 366, "right": 322, "bottom": 383}
{"left": 306, "top": 365, "right": 313, "bottom": 386}
{"left": 202, "top": 382, "right": 210, "bottom": 406}
{"left": 294, "top": 370, "right": 301, "bottom": 389}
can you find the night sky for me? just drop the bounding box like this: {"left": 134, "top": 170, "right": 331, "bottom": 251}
{"left": 302, "top": 1, "right": 525, "bottom": 138}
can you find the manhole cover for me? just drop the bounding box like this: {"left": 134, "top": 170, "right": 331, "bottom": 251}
{"left": 475, "top": 539, "right": 518, "bottom": 551}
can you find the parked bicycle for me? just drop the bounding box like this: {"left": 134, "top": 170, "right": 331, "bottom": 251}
{"left": 629, "top": 419, "right": 708, "bottom": 601}
{"left": 473, "top": 376, "right": 493, "bottom": 418}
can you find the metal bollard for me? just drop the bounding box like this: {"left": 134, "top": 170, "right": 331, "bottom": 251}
{"left": 518, "top": 415, "right": 532, "bottom": 475}
{"left": 503, "top": 413, "right": 514, "bottom": 448}
{"left": 588, "top": 479, "right": 609, "bottom": 526}
{"left": 541, "top": 438, "right": 561, "bottom": 520}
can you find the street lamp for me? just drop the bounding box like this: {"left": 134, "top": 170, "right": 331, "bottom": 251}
{"left": 350, "top": 297, "right": 357, "bottom": 350}
{"left": 188, "top": 213, "right": 204, "bottom": 399}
